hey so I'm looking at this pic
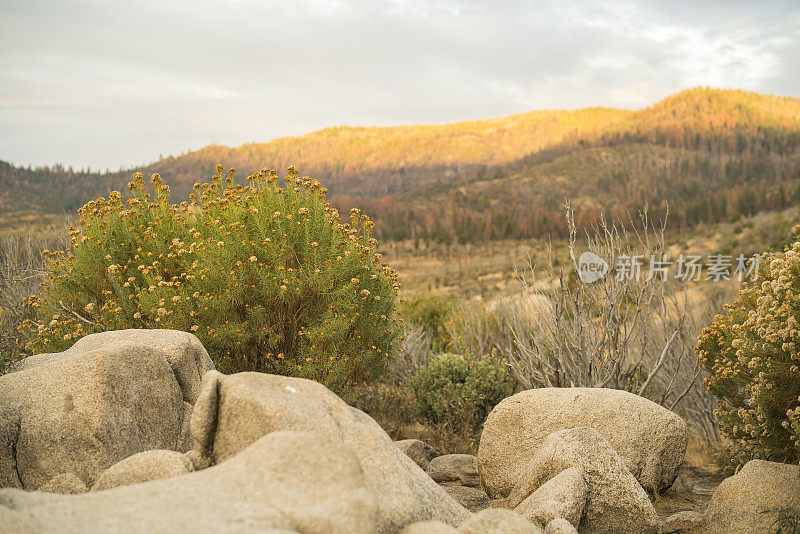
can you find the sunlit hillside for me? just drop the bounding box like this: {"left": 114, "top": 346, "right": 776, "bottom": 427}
{"left": 148, "top": 87, "right": 800, "bottom": 195}
{"left": 351, "top": 88, "right": 800, "bottom": 241}
{"left": 147, "top": 106, "right": 630, "bottom": 197}
{"left": 619, "top": 88, "right": 800, "bottom": 134}
{"left": 2, "top": 88, "right": 799, "bottom": 243}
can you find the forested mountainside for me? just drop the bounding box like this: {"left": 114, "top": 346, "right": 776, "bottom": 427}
{"left": 3, "top": 88, "right": 799, "bottom": 242}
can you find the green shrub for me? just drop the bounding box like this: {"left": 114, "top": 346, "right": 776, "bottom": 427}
{"left": 399, "top": 293, "right": 453, "bottom": 351}
{"left": 24, "top": 166, "right": 402, "bottom": 395}
{"left": 696, "top": 235, "right": 800, "bottom": 470}
{"left": 351, "top": 382, "right": 417, "bottom": 440}
{"left": 411, "top": 352, "right": 515, "bottom": 435}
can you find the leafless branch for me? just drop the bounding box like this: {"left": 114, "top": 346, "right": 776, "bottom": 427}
{"left": 58, "top": 301, "right": 96, "bottom": 326}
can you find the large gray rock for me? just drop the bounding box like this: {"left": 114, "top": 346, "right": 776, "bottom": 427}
{"left": 178, "top": 401, "right": 194, "bottom": 452}
{"left": 704, "top": 459, "right": 800, "bottom": 534}
{"left": 91, "top": 450, "right": 194, "bottom": 492}
{"left": 402, "top": 513, "right": 545, "bottom": 534}
{"left": 478, "top": 388, "right": 687, "bottom": 496}
{"left": 545, "top": 518, "right": 578, "bottom": 534}
{"left": 427, "top": 454, "right": 480, "bottom": 487}
{"left": 14, "top": 329, "right": 215, "bottom": 404}
{"left": 514, "top": 466, "right": 586, "bottom": 529}
{"left": 0, "top": 330, "right": 213, "bottom": 490}
{"left": 506, "top": 428, "right": 660, "bottom": 534}
{"left": 441, "top": 485, "right": 491, "bottom": 512}
{"left": 0, "top": 505, "right": 44, "bottom": 534}
{"left": 0, "top": 431, "right": 378, "bottom": 533}
{"left": 662, "top": 510, "right": 703, "bottom": 533}
{"left": 395, "top": 439, "right": 440, "bottom": 470}
{"left": 401, "top": 520, "right": 460, "bottom": 533}
{"left": 189, "top": 371, "right": 470, "bottom": 532}
{"left": 458, "top": 509, "right": 543, "bottom": 534}
{"left": 36, "top": 474, "right": 88, "bottom": 495}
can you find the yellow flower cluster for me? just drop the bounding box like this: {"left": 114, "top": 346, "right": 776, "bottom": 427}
{"left": 696, "top": 237, "right": 800, "bottom": 468}
{"left": 24, "top": 165, "right": 402, "bottom": 396}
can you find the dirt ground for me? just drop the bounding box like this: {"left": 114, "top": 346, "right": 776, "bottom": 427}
{"left": 654, "top": 463, "right": 724, "bottom": 519}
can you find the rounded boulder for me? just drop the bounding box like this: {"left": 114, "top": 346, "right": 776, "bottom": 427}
{"left": 704, "top": 459, "right": 800, "bottom": 534}
{"left": 91, "top": 450, "right": 194, "bottom": 492}
{"left": 477, "top": 387, "right": 687, "bottom": 496}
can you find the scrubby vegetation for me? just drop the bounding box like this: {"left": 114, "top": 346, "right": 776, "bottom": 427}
{"left": 352, "top": 208, "right": 738, "bottom": 454}
{"left": 697, "top": 229, "right": 800, "bottom": 471}
{"left": 0, "top": 229, "right": 67, "bottom": 373}
{"left": 20, "top": 166, "right": 402, "bottom": 395}
{"left": 398, "top": 294, "right": 453, "bottom": 353}
{"left": 5, "top": 169, "right": 800, "bottom": 469}
{"left": 442, "top": 207, "right": 732, "bottom": 442}
{"left": 352, "top": 297, "right": 516, "bottom": 453}
{"left": 353, "top": 351, "right": 515, "bottom": 454}
{"left": 412, "top": 353, "right": 516, "bottom": 437}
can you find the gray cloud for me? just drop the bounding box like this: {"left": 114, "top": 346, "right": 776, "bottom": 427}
{"left": 1, "top": 0, "right": 798, "bottom": 170}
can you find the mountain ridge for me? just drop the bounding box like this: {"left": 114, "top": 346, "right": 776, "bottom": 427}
{"left": 3, "top": 87, "right": 799, "bottom": 242}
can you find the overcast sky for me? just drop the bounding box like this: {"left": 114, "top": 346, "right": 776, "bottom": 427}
{"left": 1, "top": 0, "right": 799, "bottom": 170}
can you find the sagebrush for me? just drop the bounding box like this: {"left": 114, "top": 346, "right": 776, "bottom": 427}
{"left": 411, "top": 353, "right": 516, "bottom": 440}
{"left": 24, "top": 166, "right": 402, "bottom": 394}
{"left": 697, "top": 231, "right": 800, "bottom": 470}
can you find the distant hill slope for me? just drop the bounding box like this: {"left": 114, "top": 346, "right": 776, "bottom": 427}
{"left": 2, "top": 88, "right": 799, "bottom": 242}
{"left": 144, "top": 106, "right": 630, "bottom": 198}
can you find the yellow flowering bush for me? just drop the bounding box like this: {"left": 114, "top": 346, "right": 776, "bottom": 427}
{"left": 24, "top": 165, "right": 402, "bottom": 394}
{"left": 696, "top": 233, "right": 800, "bottom": 469}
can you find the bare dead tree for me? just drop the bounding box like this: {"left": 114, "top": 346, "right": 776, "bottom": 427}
{"left": 0, "top": 225, "right": 71, "bottom": 372}
{"left": 448, "top": 204, "right": 731, "bottom": 441}
{"left": 387, "top": 325, "right": 435, "bottom": 382}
